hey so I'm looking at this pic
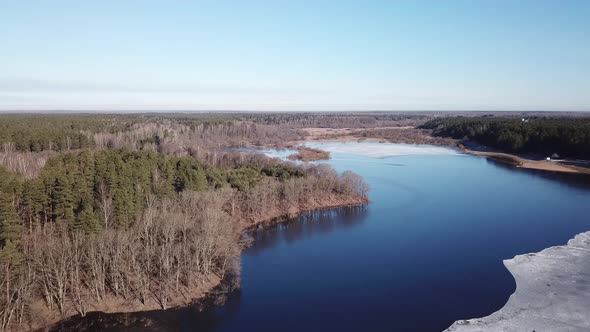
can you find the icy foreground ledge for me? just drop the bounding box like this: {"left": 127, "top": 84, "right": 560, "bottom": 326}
{"left": 446, "top": 231, "right": 590, "bottom": 332}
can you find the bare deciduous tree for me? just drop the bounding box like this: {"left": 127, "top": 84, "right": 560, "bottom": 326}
{"left": 96, "top": 181, "right": 113, "bottom": 230}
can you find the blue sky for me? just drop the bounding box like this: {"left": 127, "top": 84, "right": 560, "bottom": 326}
{"left": 0, "top": 0, "right": 588, "bottom": 111}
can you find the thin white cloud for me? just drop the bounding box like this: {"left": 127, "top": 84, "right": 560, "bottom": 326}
{"left": 0, "top": 78, "right": 588, "bottom": 112}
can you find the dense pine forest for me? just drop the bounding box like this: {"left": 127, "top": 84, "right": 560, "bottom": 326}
{"left": 422, "top": 116, "right": 590, "bottom": 158}
{"left": 0, "top": 113, "right": 370, "bottom": 331}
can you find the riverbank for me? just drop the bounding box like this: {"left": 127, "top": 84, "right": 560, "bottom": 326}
{"left": 458, "top": 145, "right": 590, "bottom": 175}
{"left": 296, "top": 126, "right": 454, "bottom": 146}
{"left": 32, "top": 275, "right": 222, "bottom": 332}
{"left": 239, "top": 193, "right": 368, "bottom": 232}
{"left": 38, "top": 194, "right": 368, "bottom": 332}
{"left": 293, "top": 126, "right": 590, "bottom": 175}
{"left": 445, "top": 231, "right": 590, "bottom": 331}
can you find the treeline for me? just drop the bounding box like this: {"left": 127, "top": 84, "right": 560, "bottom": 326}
{"left": 0, "top": 114, "right": 250, "bottom": 153}
{"left": 93, "top": 121, "right": 303, "bottom": 154}
{"left": 0, "top": 112, "right": 433, "bottom": 154}
{"left": 0, "top": 115, "right": 308, "bottom": 186}
{"left": 351, "top": 127, "right": 456, "bottom": 146}
{"left": 7, "top": 150, "right": 306, "bottom": 234}
{"left": 0, "top": 149, "right": 368, "bottom": 330}
{"left": 422, "top": 117, "right": 590, "bottom": 158}
{"left": 240, "top": 112, "right": 430, "bottom": 128}
{"left": 0, "top": 115, "right": 139, "bottom": 153}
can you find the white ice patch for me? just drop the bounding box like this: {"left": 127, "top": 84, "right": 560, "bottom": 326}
{"left": 261, "top": 149, "right": 297, "bottom": 160}
{"left": 304, "top": 142, "right": 459, "bottom": 158}
{"left": 237, "top": 147, "right": 297, "bottom": 160}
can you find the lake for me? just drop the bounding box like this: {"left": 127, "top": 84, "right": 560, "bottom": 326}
{"left": 57, "top": 142, "right": 590, "bottom": 332}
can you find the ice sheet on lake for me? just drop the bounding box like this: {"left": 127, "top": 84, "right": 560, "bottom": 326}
{"left": 261, "top": 150, "right": 295, "bottom": 159}
{"left": 238, "top": 147, "right": 298, "bottom": 161}
{"left": 305, "top": 142, "right": 459, "bottom": 158}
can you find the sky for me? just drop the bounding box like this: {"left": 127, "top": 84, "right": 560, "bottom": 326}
{"left": 0, "top": 0, "right": 589, "bottom": 112}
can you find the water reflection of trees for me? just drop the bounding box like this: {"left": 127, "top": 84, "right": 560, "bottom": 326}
{"left": 246, "top": 206, "right": 368, "bottom": 255}
{"left": 172, "top": 277, "right": 243, "bottom": 332}
{"left": 50, "top": 275, "right": 243, "bottom": 332}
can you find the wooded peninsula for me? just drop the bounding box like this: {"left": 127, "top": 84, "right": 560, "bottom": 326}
{"left": 0, "top": 111, "right": 588, "bottom": 331}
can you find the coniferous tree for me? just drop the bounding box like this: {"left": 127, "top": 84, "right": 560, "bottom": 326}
{"left": 174, "top": 158, "right": 208, "bottom": 192}
{"left": 0, "top": 192, "right": 21, "bottom": 247}
{"left": 51, "top": 175, "right": 74, "bottom": 224}
{"left": 0, "top": 167, "right": 21, "bottom": 253}
{"left": 75, "top": 201, "right": 100, "bottom": 235}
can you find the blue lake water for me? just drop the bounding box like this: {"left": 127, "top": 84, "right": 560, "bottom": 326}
{"left": 60, "top": 143, "right": 590, "bottom": 331}
{"left": 200, "top": 142, "right": 590, "bottom": 332}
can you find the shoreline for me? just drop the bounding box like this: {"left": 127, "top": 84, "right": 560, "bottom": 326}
{"left": 445, "top": 231, "right": 590, "bottom": 331}
{"left": 292, "top": 126, "right": 590, "bottom": 176}
{"left": 237, "top": 194, "right": 369, "bottom": 234}
{"left": 37, "top": 137, "right": 586, "bottom": 330}
{"left": 458, "top": 145, "right": 590, "bottom": 175}
{"left": 293, "top": 126, "right": 456, "bottom": 146}
{"left": 41, "top": 195, "right": 368, "bottom": 332}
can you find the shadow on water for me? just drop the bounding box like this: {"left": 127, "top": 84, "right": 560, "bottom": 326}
{"left": 485, "top": 158, "right": 590, "bottom": 190}
{"left": 48, "top": 206, "right": 368, "bottom": 332}
{"left": 245, "top": 206, "right": 368, "bottom": 255}
{"left": 48, "top": 269, "right": 240, "bottom": 332}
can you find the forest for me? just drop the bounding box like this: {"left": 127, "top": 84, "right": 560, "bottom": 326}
{"left": 421, "top": 116, "right": 590, "bottom": 158}
{"left": 3, "top": 111, "right": 588, "bottom": 330}
{"left": 0, "top": 114, "right": 369, "bottom": 331}
{"left": 0, "top": 112, "right": 438, "bottom": 154}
